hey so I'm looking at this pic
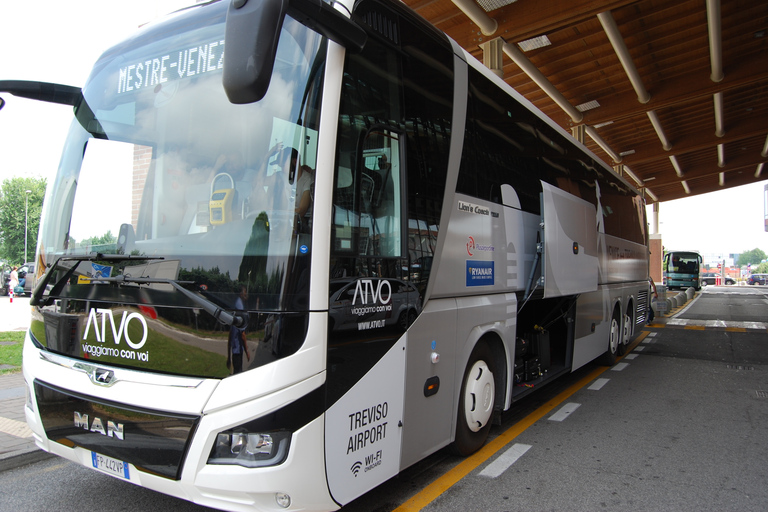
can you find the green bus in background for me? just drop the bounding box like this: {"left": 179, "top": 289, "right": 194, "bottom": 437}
{"left": 663, "top": 250, "right": 702, "bottom": 290}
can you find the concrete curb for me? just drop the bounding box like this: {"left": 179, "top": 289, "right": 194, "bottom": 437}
{"left": 0, "top": 447, "right": 54, "bottom": 473}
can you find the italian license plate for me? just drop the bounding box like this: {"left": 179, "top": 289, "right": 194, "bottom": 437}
{"left": 91, "top": 451, "right": 130, "bottom": 480}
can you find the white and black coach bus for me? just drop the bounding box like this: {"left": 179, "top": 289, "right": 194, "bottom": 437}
{"left": 1, "top": 0, "right": 650, "bottom": 509}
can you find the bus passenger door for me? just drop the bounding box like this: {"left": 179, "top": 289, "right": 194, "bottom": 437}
{"left": 325, "top": 130, "right": 409, "bottom": 505}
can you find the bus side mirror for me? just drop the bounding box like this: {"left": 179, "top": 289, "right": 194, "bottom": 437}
{"left": 0, "top": 97, "right": 5, "bottom": 111}
{"left": 223, "top": 0, "right": 366, "bottom": 104}
{"left": 223, "top": 0, "right": 289, "bottom": 105}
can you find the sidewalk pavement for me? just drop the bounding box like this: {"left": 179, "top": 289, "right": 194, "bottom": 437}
{"left": 0, "top": 295, "right": 52, "bottom": 471}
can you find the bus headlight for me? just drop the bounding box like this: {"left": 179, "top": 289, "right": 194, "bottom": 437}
{"left": 208, "top": 429, "right": 291, "bottom": 468}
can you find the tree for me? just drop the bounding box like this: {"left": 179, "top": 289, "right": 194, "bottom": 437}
{"left": 0, "top": 177, "right": 46, "bottom": 265}
{"left": 78, "top": 230, "right": 118, "bottom": 249}
{"left": 736, "top": 248, "right": 767, "bottom": 267}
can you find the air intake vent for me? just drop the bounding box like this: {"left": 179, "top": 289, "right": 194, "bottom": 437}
{"left": 360, "top": 11, "right": 399, "bottom": 45}
{"left": 476, "top": 0, "right": 517, "bottom": 12}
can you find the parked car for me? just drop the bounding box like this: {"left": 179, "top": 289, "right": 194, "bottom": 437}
{"left": 329, "top": 278, "right": 422, "bottom": 333}
{"left": 747, "top": 273, "right": 767, "bottom": 285}
{"left": 18, "top": 262, "right": 35, "bottom": 296}
{"left": 701, "top": 272, "right": 735, "bottom": 286}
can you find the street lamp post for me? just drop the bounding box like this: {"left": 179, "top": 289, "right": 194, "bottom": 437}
{"left": 24, "top": 189, "right": 31, "bottom": 264}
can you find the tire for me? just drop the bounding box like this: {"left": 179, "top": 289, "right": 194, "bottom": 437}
{"left": 600, "top": 308, "right": 621, "bottom": 366}
{"left": 618, "top": 309, "right": 632, "bottom": 356}
{"left": 452, "top": 341, "right": 496, "bottom": 456}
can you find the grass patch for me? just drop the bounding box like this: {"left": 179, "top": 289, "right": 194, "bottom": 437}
{"left": 81, "top": 320, "right": 230, "bottom": 378}
{"left": 0, "top": 331, "right": 25, "bottom": 374}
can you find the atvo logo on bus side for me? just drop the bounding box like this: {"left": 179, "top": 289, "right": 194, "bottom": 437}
{"left": 350, "top": 280, "right": 394, "bottom": 318}
{"left": 352, "top": 279, "right": 392, "bottom": 306}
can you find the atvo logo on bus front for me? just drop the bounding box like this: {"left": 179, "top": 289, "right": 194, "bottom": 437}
{"left": 82, "top": 308, "right": 150, "bottom": 362}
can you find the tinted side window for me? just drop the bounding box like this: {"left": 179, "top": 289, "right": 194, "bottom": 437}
{"left": 458, "top": 67, "right": 646, "bottom": 244}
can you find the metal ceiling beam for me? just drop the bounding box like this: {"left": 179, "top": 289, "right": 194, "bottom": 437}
{"left": 438, "top": 0, "right": 638, "bottom": 48}
{"left": 568, "top": 58, "right": 768, "bottom": 127}
{"left": 640, "top": 153, "right": 766, "bottom": 189}
{"left": 652, "top": 173, "right": 758, "bottom": 202}
{"left": 597, "top": 10, "right": 651, "bottom": 105}
{"left": 451, "top": 0, "right": 497, "bottom": 36}
{"left": 502, "top": 41, "right": 584, "bottom": 123}
{"left": 620, "top": 115, "right": 768, "bottom": 167}
{"left": 585, "top": 125, "right": 621, "bottom": 163}
{"left": 706, "top": 0, "right": 724, "bottom": 83}
{"left": 647, "top": 111, "right": 672, "bottom": 151}
{"left": 653, "top": 170, "right": 759, "bottom": 202}
{"left": 713, "top": 92, "right": 725, "bottom": 138}
{"left": 669, "top": 155, "right": 684, "bottom": 178}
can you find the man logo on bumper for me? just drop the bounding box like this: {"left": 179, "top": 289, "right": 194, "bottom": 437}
{"left": 74, "top": 412, "right": 125, "bottom": 440}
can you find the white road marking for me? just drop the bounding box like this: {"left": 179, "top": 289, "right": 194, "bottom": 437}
{"left": 549, "top": 402, "right": 581, "bottom": 422}
{"left": 478, "top": 443, "right": 532, "bottom": 478}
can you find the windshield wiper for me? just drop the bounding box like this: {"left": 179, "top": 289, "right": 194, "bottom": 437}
{"left": 98, "top": 275, "right": 247, "bottom": 328}
{"left": 30, "top": 253, "right": 164, "bottom": 307}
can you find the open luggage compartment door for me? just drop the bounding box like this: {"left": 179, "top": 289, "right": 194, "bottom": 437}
{"left": 540, "top": 181, "right": 598, "bottom": 298}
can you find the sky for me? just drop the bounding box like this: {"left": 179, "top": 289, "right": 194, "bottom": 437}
{"left": 0, "top": 0, "right": 193, "bottom": 181}
{"left": 1, "top": 0, "right": 767, "bottom": 264}
{"left": 648, "top": 182, "right": 768, "bottom": 263}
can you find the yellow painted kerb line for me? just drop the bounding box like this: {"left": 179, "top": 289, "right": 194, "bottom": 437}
{"left": 393, "top": 331, "right": 648, "bottom": 512}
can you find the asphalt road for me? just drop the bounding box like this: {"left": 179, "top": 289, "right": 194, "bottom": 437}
{"left": 346, "top": 286, "right": 768, "bottom": 512}
{"left": 3, "top": 286, "right": 767, "bottom": 511}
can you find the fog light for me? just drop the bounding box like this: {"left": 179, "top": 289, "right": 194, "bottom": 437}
{"left": 275, "top": 492, "right": 291, "bottom": 508}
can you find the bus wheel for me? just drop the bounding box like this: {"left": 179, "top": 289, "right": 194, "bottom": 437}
{"left": 618, "top": 309, "right": 632, "bottom": 355}
{"left": 600, "top": 309, "right": 621, "bottom": 366}
{"left": 453, "top": 341, "right": 495, "bottom": 456}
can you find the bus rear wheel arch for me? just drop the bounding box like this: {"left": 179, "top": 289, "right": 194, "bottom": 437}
{"left": 452, "top": 339, "right": 497, "bottom": 456}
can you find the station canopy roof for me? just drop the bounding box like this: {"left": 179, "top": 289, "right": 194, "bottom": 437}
{"left": 401, "top": 0, "right": 767, "bottom": 203}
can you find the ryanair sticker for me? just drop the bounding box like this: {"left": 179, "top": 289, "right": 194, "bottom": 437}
{"left": 466, "top": 261, "right": 494, "bottom": 286}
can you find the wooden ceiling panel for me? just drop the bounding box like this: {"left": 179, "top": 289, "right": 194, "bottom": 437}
{"left": 401, "top": 0, "right": 768, "bottom": 202}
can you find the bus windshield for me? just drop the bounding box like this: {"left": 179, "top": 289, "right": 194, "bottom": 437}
{"left": 33, "top": 4, "right": 326, "bottom": 376}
